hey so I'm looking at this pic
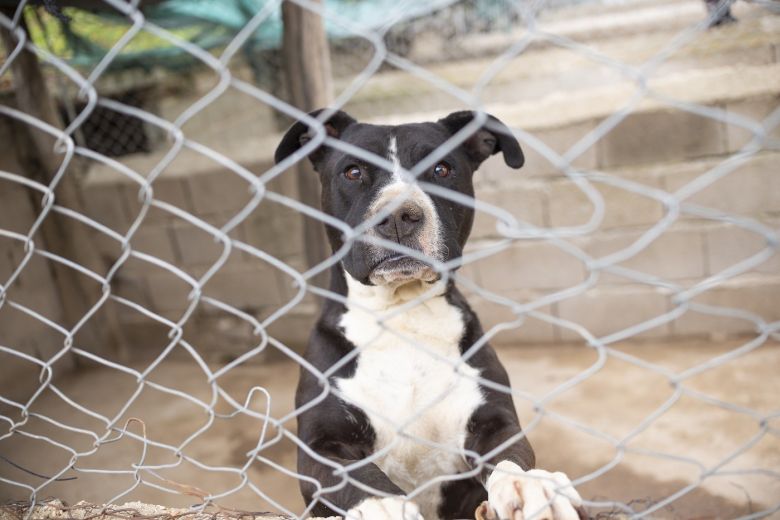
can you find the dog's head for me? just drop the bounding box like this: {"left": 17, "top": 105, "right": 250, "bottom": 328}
{"left": 274, "top": 109, "right": 524, "bottom": 287}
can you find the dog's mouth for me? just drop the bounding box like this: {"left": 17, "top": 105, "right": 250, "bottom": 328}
{"left": 369, "top": 253, "right": 439, "bottom": 286}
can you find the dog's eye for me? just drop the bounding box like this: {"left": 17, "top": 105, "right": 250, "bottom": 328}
{"left": 343, "top": 165, "right": 362, "bottom": 181}
{"left": 434, "top": 162, "right": 453, "bottom": 178}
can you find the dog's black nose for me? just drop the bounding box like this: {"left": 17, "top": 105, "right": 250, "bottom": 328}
{"left": 375, "top": 203, "right": 424, "bottom": 241}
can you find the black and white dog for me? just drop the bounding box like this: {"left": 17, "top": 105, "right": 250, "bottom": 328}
{"left": 274, "top": 110, "right": 585, "bottom": 520}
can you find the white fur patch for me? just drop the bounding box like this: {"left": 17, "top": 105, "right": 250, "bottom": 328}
{"left": 365, "top": 136, "right": 443, "bottom": 266}
{"left": 337, "top": 271, "right": 485, "bottom": 520}
{"left": 388, "top": 136, "right": 403, "bottom": 182}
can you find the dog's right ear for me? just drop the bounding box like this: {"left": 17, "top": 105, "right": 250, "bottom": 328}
{"left": 274, "top": 109, "right": 357, "bottom": 169}
{"left": 437, "top": 110, "right": 524, "bottom": 170}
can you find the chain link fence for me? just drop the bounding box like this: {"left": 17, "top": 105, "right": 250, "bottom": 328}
{"left": 1, "top": 0, "right": 779, "bottom": 518}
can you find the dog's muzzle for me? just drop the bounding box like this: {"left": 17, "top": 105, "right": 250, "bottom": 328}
{"left": 368, "top": 202, "right": 440, "bottom": 286}
{"left": 369, "top": 254, "right": 439, "bottom": 286}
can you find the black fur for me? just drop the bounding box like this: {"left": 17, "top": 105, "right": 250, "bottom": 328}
{"left": 277, "top": 110, "right": 534, "bottom": 519}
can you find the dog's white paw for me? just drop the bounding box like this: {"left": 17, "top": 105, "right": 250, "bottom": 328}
{"left": 345, "top": 496, "right": 424, "bottom": 520}
{"left": 479, "top": 461, "right": 584, "bottom": 520}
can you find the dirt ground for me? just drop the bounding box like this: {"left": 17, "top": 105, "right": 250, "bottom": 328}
{"left": 1, "top": 339, "right": 779, "bottom": 519}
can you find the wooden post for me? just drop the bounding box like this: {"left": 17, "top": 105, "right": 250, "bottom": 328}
{"left": 281, "top": 0, "right": 333, "bottom": 295}
{"left": 1, "top": 13, "right": 120, "bottom": 360}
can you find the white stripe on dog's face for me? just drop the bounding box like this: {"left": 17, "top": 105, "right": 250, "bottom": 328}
{"left": 363, "top": 136, "right": 444, "bottom": 281}
{"left": 388, "top": 136, "right": 403, "bottom": 182}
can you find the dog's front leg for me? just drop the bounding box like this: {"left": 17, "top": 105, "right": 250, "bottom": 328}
{"left": 298, "top": 447, "right": 423, "bottom": 520}
{"left": 466, "top": 407, "right": 586, "bottom": 520}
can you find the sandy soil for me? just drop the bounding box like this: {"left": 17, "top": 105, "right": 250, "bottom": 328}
{"left": 1, "top": 339, "right": 779, "bottom": 519}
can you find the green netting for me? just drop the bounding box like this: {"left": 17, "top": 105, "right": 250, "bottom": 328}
{"left": 25, "top": 0, "right": 464, "bottom": 71}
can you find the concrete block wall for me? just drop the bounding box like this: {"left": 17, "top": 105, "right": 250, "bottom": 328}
{"left": 71, "top": 92, "right": 780, "bottom": 359}
{"left": 0, "top": 117, "right": 73, "bottom": 401}
{"left": 466, "top": 93, "right": 780, "bottom": 345}
{"left": 78, "top": 152, "right": 313, "bottom": 361}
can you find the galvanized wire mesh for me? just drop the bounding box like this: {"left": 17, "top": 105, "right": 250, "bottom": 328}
{"left": 1, "top": 0, "right": 779, "bottom": 519}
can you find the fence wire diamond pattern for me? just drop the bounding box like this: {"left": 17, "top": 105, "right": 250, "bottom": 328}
{"left": 1, "top": 0, "right": 779, "bottom": 519}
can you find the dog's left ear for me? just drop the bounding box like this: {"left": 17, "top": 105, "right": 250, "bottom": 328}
{"left": 274, "top": 109, "right": 357, "bottom": 169}
{"left": 437, "top": 111, "right": 524, "bottom": 170}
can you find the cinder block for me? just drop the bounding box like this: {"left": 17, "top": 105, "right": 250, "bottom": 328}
{"left": 598, "top": 109, "right": 728, "bottom": 168}
{"left": 275, "top": 252, "right": 308, "bottom": 275}
{"left": 469, "top": 294, "right": 558, "bottom": 344}
{"left": 203, "top": 262, "right": 285, "bottom": 310}
{"left": 122, "top": 176, "right": 192, "bottom": 224}
{"left": 172, "top": 222, "right": 231, "bottom": 267}
{"left": 661, "top": 152, "right": 780, "bottom": 217}
{"left": 113, "top": 315, "right": 175, "bottom": 358}
{"left": 672, "top": 276, "right": 780, "bottom": 337}
{"left": 188, "top": 162, "right": 298, "bottom": 229}
{"left": 275, "top": 266, "right": 314, "bottom": 304}
{"left": 456, "top": 257, "right": 482, "bottom": 286}
{"left": 471, "top": 185, "right": 547, "bottom": 240}
{"left": 705, "top": 222, "right": 780, "bottom": 276}
{"left": 188, "top": 169, "right": 257, "bottom": 215}
{"left": 267, "top": 310, "right": 318, "bottom": 354}
{"left": 265, "top": 168, "right": 301, "bottom": 199}
{"left": 580, "top": 228, "right": 707, "bottom": 283}
{"left": 557, "top": 285, "right": 672, "bottom": 341}
{"left": 79, "top": 182, "right": 133, "bottom": 233}
{"left": 464, "top": 189, "right": 501, "bottom": 241}
{"left": 470, "top": 239, "right": 587, "bottom": 292}
{"left": 145, "top": 270, "right": 196, "bottom": 317}
{"left": 181, "top": 308, "right": 264, "bottom": 362}
{"left": 128, "top": 223, "right": 178, "bottom": 268}
{"left": 548, "top": 175, "right": 666, "bottom": 229}
{"left": 239, "top": 212, "right": 305, "bottom": 261}
{"left": 110, "top": 271, "right": 153, "bottom": 321}
{"left": 480, "top": 120, "right": 599, "bottom": 180}
{"left": 85, "top": 227, "right": 124, "bottom": 266}
{"left": 113, "top": 253, "right": 153, "bottom": 281}
{"left": 724, "top": 95, "right": 780, "bottom": 151}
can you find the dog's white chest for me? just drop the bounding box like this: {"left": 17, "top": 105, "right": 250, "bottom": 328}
{"left": 336, "top": 278, "right": 485, "bottom": 519}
